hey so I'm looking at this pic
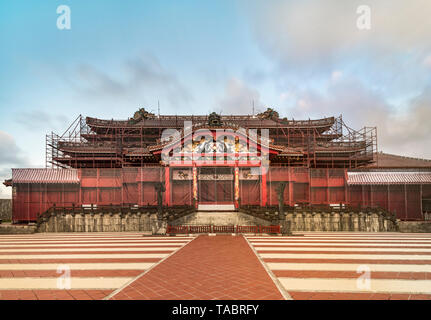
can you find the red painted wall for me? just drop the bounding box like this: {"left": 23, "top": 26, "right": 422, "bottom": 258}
{"left": 11, "top": 167, "right": 429, "bottom": 222}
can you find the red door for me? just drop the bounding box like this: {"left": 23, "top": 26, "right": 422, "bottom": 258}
{"left": 198, "top": 167, "right": 233, "bottom": 204}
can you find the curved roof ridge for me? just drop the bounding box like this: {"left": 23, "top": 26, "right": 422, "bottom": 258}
{"left": 377, "top": 151, "right": 431, "bottom": 162}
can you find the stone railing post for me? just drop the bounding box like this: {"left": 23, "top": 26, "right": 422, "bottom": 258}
{"left": 332, "top": 212, "right": 340, "bottom": 231}
{"left": 313, "top": 212, "right": 322, "bottom": 231}
{"left": 295, "top": 212, "right": 303, "bottom": 231}
{"left": 358, "top": 212, "right": 365, "bottom": 231}
{"left": 304, "top": 212, "right": 312, "bottom": 231}
{"left": 352, "top": 212, "right": 359, "bottom": 231}
{"left": 378, "top": 211, "right": 385, "bottom": 232}
{"left": 286, "top": 212, "right": 294, "bottom": 231}
{"left": 323, "top": 212, "right": 330, "bottom": 231}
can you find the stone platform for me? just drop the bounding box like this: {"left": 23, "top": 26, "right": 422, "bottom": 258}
{"left": 399, "top": 221, "right": 431, "bottom": 233}
{"left": 33, "top": 204, "right": 399, "bottom": 233}
{"left": 0, "top": 223, "right": 36, "bottom": 234}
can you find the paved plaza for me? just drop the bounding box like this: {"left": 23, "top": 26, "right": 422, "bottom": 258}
{"left": 0, "top": 232, "right": 430, "bottom": 300}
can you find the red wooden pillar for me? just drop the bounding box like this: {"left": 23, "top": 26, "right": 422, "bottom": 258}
{"left": 326, "top": 168, "right": 330, "bottom": 204}
{"left": 344, "top": 169, "right": 348, "bottom": 206}
{"left": 420, "top": 184, "right": 423, "bottom": 219}
{"left": 192, "top": 167, "right": 198, "bottom": 208}
{"left": 138, "top": 168, "right": 142, "bottom": 206}
{"left": 234, "top": 167, "right": 239, "bottom": 208}
{"left": 404, "top": 183, "right": 408, "bottom": 220}
{"left": 27, "top": 183, "right": 30, "bottom": 221}
{"left": 79, "top": 171, "right": 82, "bottom": 206}
{"left": 261, "top": 166, "right": 267, "bottom": 207}
{"left": 289, "top": 167, "right": 294, "bottom": 207}
{"left": 121, "top": 168, "right": 124, "bottom": 206}
{"left": 39, "top": 184, "right": 43, "bottom": 218}
{"left": 165, "top": 167, "right": 171, "bottom": 207}
{"left": 96, "top": 168, "right": 100, "bottom": 204}
{"left": 387, "top": 184, "right": 390, "bottom": 213}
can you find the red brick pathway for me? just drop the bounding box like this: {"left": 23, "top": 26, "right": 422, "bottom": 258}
{"left": 109, "top": 235, "right": 285, "bottom": 300}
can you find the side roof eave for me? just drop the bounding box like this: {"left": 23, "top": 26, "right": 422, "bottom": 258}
{"left": 347, "top": 170, "right": 431, "bottom": 185}
{"left": 11, "top": 168, "right": 80, "bottom": 184}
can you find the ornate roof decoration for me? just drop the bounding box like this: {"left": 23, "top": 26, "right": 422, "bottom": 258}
{"left": 208, "top": 112, "right": 222, "bottom": 126}
{"left": 149, "top": 123, "right": 283, "bottom": 153}
{"left": 3, "top": 178, "right": 12, "bottom": 187}
{"left": 257, "top": 107, "right": 280, "bottom": 121}
{"left": 128, "top": 108, "right": 156, "bottom": 124}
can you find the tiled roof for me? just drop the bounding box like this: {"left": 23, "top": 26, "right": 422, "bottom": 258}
{"left": 12, "top": 169, "right": 79, "bottom": 184}
{"left": 367, "top": 152, "right": 431, "bottom": 168}
{"left": 347, "top": 171, "right": 431, "bottom": 185}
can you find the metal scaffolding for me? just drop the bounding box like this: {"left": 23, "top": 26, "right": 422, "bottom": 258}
{"left": 46, "top": 111, "right": 377, "bottom": 169}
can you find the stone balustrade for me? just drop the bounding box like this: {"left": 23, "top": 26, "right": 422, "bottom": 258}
{"left": 284, "top": 210, "right": 397, "bottom": 232}
{"left": 36, "top": 206, "right": 398, "bottom": 233}
{"left": 37, "top": 210, "right": 160, "bottom": 233}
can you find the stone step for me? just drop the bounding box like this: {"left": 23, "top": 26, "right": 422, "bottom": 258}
{"left": 171, "top": 211, "right": 270, "bottom": 226}
{"left": 197, "top": 204, "right": 235, "bottom": 211}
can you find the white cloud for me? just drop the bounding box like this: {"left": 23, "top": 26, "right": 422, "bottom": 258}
{"left": 67, "top": 53, "right": 193, "bottom": 113}
{"left": 424, "top": 55, "right": 431, "bottom": 68}
{"left": 0, "top": 131, "right": 27, "bottom": 166}
{"left": 245, "top": 0, "right": 431, "bottom": 69}
{"left": 0, "top": 168, "right": 11, "bottom": 199}
{"left": 217, "top": 78, "right": 263, "bottom": 114}
{"left": 297, "top": 99, "right": 309, "bottom": 110}
{"left": 331, "top": 71, "right": 343, "bottom": 82}
{"left": 280, "top": 91, "right": 291, "bottom": 101}
{"left": 284, "top": 76, "right": 431, "bottom": 159}
{"left": 0, "top": 131, "right": 29, "bottom": 199}
{"left": 239, "top": 0, "right": 431, "bottom": 159}
{"left": 15, "top": 110, "right": 69, "bottom": 131}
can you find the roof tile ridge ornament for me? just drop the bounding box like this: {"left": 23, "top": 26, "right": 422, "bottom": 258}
{"left": 208, "top": 111, "right": 222, "bottom": 126}
{"left": 256, "top": 107, "right": 280, "bottom": 121}
{"left": 128, "top": 107, "right": 156, "bottom": 125}
{"left": 3, "top": 178, "right": 12, "bottom": 187}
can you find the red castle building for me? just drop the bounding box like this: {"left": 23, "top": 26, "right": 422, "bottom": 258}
{"left": 4, "top": 108, "right": 431, "bottom": 223}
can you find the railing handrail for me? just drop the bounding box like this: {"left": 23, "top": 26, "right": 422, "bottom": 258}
{"left": 166, "top": 224, "right": 280, "bottom": 234}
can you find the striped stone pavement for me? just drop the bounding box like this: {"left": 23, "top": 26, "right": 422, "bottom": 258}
{"left": 0, "top": 233, "right": 194, "bottom": 300}
{"left": 247, "top": 232, "right": 431, "bottom": 300}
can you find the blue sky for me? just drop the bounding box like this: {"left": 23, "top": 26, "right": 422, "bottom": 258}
{"left": 1, "top": 0, "right": 431, "bottom": 197}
